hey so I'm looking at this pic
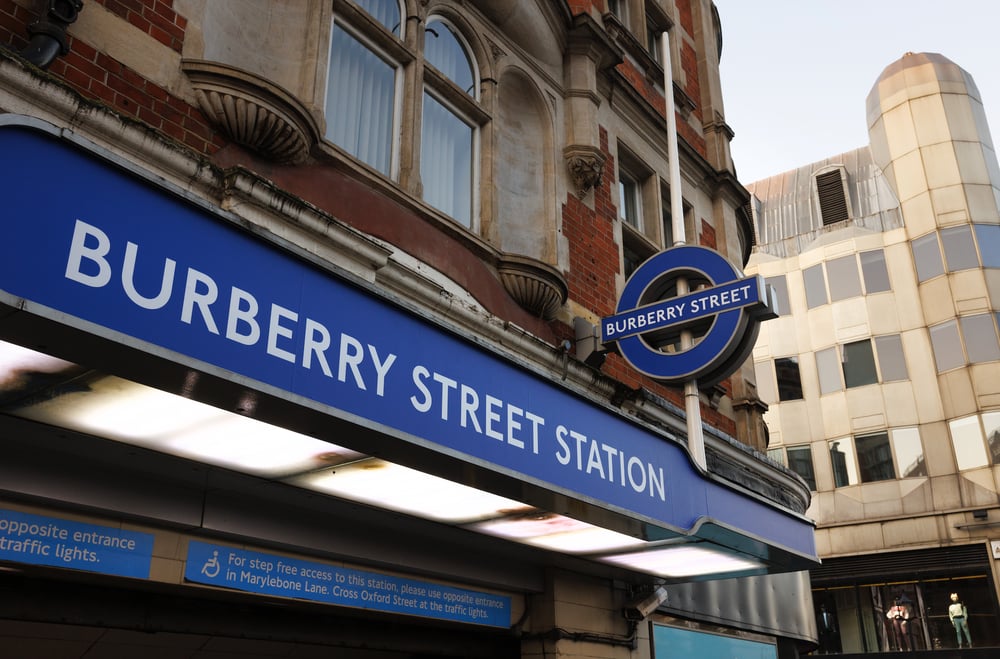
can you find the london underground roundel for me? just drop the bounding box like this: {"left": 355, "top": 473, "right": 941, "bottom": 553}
{"left": 601, "top": 246, "right": 776, "bottom": 386}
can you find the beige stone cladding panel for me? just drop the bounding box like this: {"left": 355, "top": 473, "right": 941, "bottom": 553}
{"left": 922, "top": 142, "right": 963, "bottom": 191}
{"left": 902, "top": 331, "right": 945, "bottom": 422}
{"left": 893, "top": 149, "right": 931, "bottom": 204}
{"left": 958, "top": 469, "right": 999, "bottom": 506}
{"left": 818, "top": 393, "right": 851, "bottom": 441}
{"left": 901, "top": 192, "right": 937, "bottom": 238}
{"left": 918, "top": 277, "right": 955, "bottom": 327}
{"left": 929, "top": 474, "right": 962, "bottom": 511}
{"left": 882, "top": 382, "right": 919, "bottom": 428}
{"left": 803, "top": 307, "right": 835, "bottom": 353}
{"left": 951, "top": 270, "right": 991, "bottom": 314}
{"left": 922, "top": 423, "right": 958, "bottom": 477}
{"left": 938, "top": 368, "right": 978, "bottom": 420}
{"left": 810, "top": 435, "right": 837, "bottom": 494}
{"left": 830, "top": 487, "right": 866, "bottom": 525}
{"left": 930, "top": 184, "right": 970, "bottom": 224}
{"left": 844, "top": 389, "right": 887, "bottom": 430}
{"left": 971, "top": 362, "right": 1000, "bottom": 407}
{"left": 776, "top": 402, "right": 811, "bottom": 447}
{"left": 884, "top": 242, "right": 926, "bottom": 330}
{"left": 880, "top": 515, "right": 939, "bottom": 548}
{"left": 828, "top": 521, "right": 885, "bottom": 554}
{"left": 831, "top": 298, "right": 870, "bottom": 344}
{"left": 859, "top": 480, "right": 904, "bottom": 518}
{"left": 910, "top": 93, "right": 951, "bottom": 146}
{"left": 899, "top": 479, "right": 934, "bottom": 517}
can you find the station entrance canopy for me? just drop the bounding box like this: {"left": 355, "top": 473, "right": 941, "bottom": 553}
{"left": 0, "top": 118, "right": 817, "bottom": 581}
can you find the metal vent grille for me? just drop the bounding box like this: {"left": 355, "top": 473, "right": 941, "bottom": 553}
{"left": 811, "top": 544, "right": 990, "bottom": 584}
{"left": 816, "top": 169, "right": 850, "bottom": 225}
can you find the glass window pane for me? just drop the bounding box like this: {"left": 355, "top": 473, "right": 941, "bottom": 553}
{"left": 941, "top": 225, "right": 980, "bottom": 271}
{"left": 425, "top": 19, "right": 474, "bottom": 95}
{"left": 912, "top": 233, "right": 944, "bottom": 281}
{"left": 974, "top": 223, "right": 1000, "bottom": 268}
{"left": 787, "top": 445, "right": 817, "bottom": 490}
{"left": 327, "top": 25, "right": 397, "bottom": 175}
{"left": 827, "top": 255, "right": 863, "bottom": 301}
{"left": 754, "top": 360, "right": 777, "bottom": 405}
{"left": 983, "top": 411, "right": 1000, "bottom": 464}
{"left": 618, "top": 174, "right": 640, "bottom": 228}
{"left": 892, "top": 427, "right": 926, "bottom": 478}
{"left": 950, "top": 416, "right": 988, "bottom": 470}
{"left": 775, "top": 357, "right": 804, "bottom": 401}
{"left": 765, "top": 275, "right": 789, "bottom": 316}
{"left": 929, "top": 320, "right": 965, "bottom": 372}
{"left": 803, "top": 264, "right": 828, "bottom": 308}
{"left": 860, "top": 249, "right": 891, "bottom": 293}
{"left": 816, "top": 346, "right": 843, "bottom": 394}
{"left": 829, "top": 438, "right": 859, "bottom": 487}
{"left": 855, "top": 432, "right": 895, "bottom": 483}
{"left": 421, "top": 93, "right": 473, "bottom": 226}
{"left": 355, "top": 0, "right": 401, "bottom": 35}
{"left": 874, "top": 334, "right": 908, "bottom": 382}
{"left": 960, "top": 314, "right": 1000, "bottom": 363}
{"left": 767, "top": 447, "right": 785, "bottom": 465}
{"left": 842, "top": 340, "right": 877, "bottom": 388}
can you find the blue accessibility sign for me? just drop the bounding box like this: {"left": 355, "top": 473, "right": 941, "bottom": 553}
{"left": 602, "top": 246, "right": 775, "bottom": 385}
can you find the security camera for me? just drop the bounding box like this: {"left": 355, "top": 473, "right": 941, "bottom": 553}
{"left": 623, "top": 585, "right": 669, "bottom": 621}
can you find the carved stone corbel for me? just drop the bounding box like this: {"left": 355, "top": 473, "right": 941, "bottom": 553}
{"left": 182, "top": 59, "right": 320, "bottom": 164}
{"left": 564, "top": 145, "right": 606, "bottom": 198}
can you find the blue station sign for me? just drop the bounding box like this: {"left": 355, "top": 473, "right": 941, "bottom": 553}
{"left": 186, "top": 541, "right": 511, "bottom": 627}
{"left": 0, "top": 119, "right": 816, "bottom": 565}
{"left": 603, "top": 246, "right": 776, "bottom": 385}
{"left": 0, "top": 508, "right": 154, "bottom": 578}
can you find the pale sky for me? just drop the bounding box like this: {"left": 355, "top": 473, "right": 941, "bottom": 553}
{"left": 712, "top": 0, "right": 1000, "bottom": 183}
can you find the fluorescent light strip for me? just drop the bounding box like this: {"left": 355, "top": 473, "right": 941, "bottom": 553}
{"left": 601, "top": 544, "right": 764, "bottom": 577}
{"left": 472, "top": 514, "right": 646, "bottom": 553}
{"left": 9, "top": 372, "right": 360, "bottom": 478}
{"left": 292, "top": 459, "right": 534, "bottom": 523}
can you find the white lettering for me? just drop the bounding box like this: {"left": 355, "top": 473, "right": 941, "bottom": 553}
{"left": 181, "top": 268, "right": 220, "bottom": 334}
{"left": 410, "top": 365, "right": 432, "bottom": 412}
{"left": 368, "top": 346, "right": 396, "bottom": 397}
{"left": 122, "top": 241, "right": 175, "bottom": 309}
{"left": 339, "top": 334, "right": 366, "bottom": 389}
{"left": 302, "top": 319, "right": 332, "bottom": 376}
{"left": 226, "top": 287, "right": 260, "bottom": 345}
{"left": 484, "top": 395, "right": 504, "bottom": 441}
{"left": 267, "top": 303, "right": 298, "bottom": 363}
{"left": 65, "top": 220, "right": 111, "bottom": 287}
{"left": 553, "top": 425, "right": 666, "bottom": 500}
{"left": 433, "top": 372, "right": 458, "bottom": 421}
{"left": 460, "top": 385, "right": 482, "bottom": 432}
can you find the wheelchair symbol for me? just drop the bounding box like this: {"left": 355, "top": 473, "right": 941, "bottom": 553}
{"left": 201, "top": 550, "right": 220, "bottom": 578}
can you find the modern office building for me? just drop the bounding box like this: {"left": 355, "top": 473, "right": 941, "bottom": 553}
{"left": 0, "top": 1, "right": 818, "bottom": 658}
{"left": 747, "top": 51, "right": 1000, "bottom": 654}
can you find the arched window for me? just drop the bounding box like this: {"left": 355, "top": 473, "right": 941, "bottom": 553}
{"left": 325, "top": 0, "right": 403, "bottom": 176}
{"left": 421, "top": 17, "right": 478, "bottom": 228}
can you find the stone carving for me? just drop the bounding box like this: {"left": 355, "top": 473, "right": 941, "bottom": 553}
{"left": 182, "top": 60, "right": 320, "bottom": 164}
{"left": 564, "top": 145, "right": 606, "bottom": 198}
{"left": 497, "top": 254, "right": 567, "bottom": 320}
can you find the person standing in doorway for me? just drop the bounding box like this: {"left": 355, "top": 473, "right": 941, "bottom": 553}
{"left": 948, "top": 592, "right": 972, "bottom": 648}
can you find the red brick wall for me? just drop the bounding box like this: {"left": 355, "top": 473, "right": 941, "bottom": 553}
{"left": 93, "top": 0, "right": 185, "bottom": 52}
{"left": 0, "top": 0, "right": 220, "bottom": 155}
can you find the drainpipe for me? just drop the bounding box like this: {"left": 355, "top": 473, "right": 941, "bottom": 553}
{"left": 18, "top": 0, "right": 84, "bottom": 70}
{"left": 661, "top": 30, "right": 706, "bottom": 471}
